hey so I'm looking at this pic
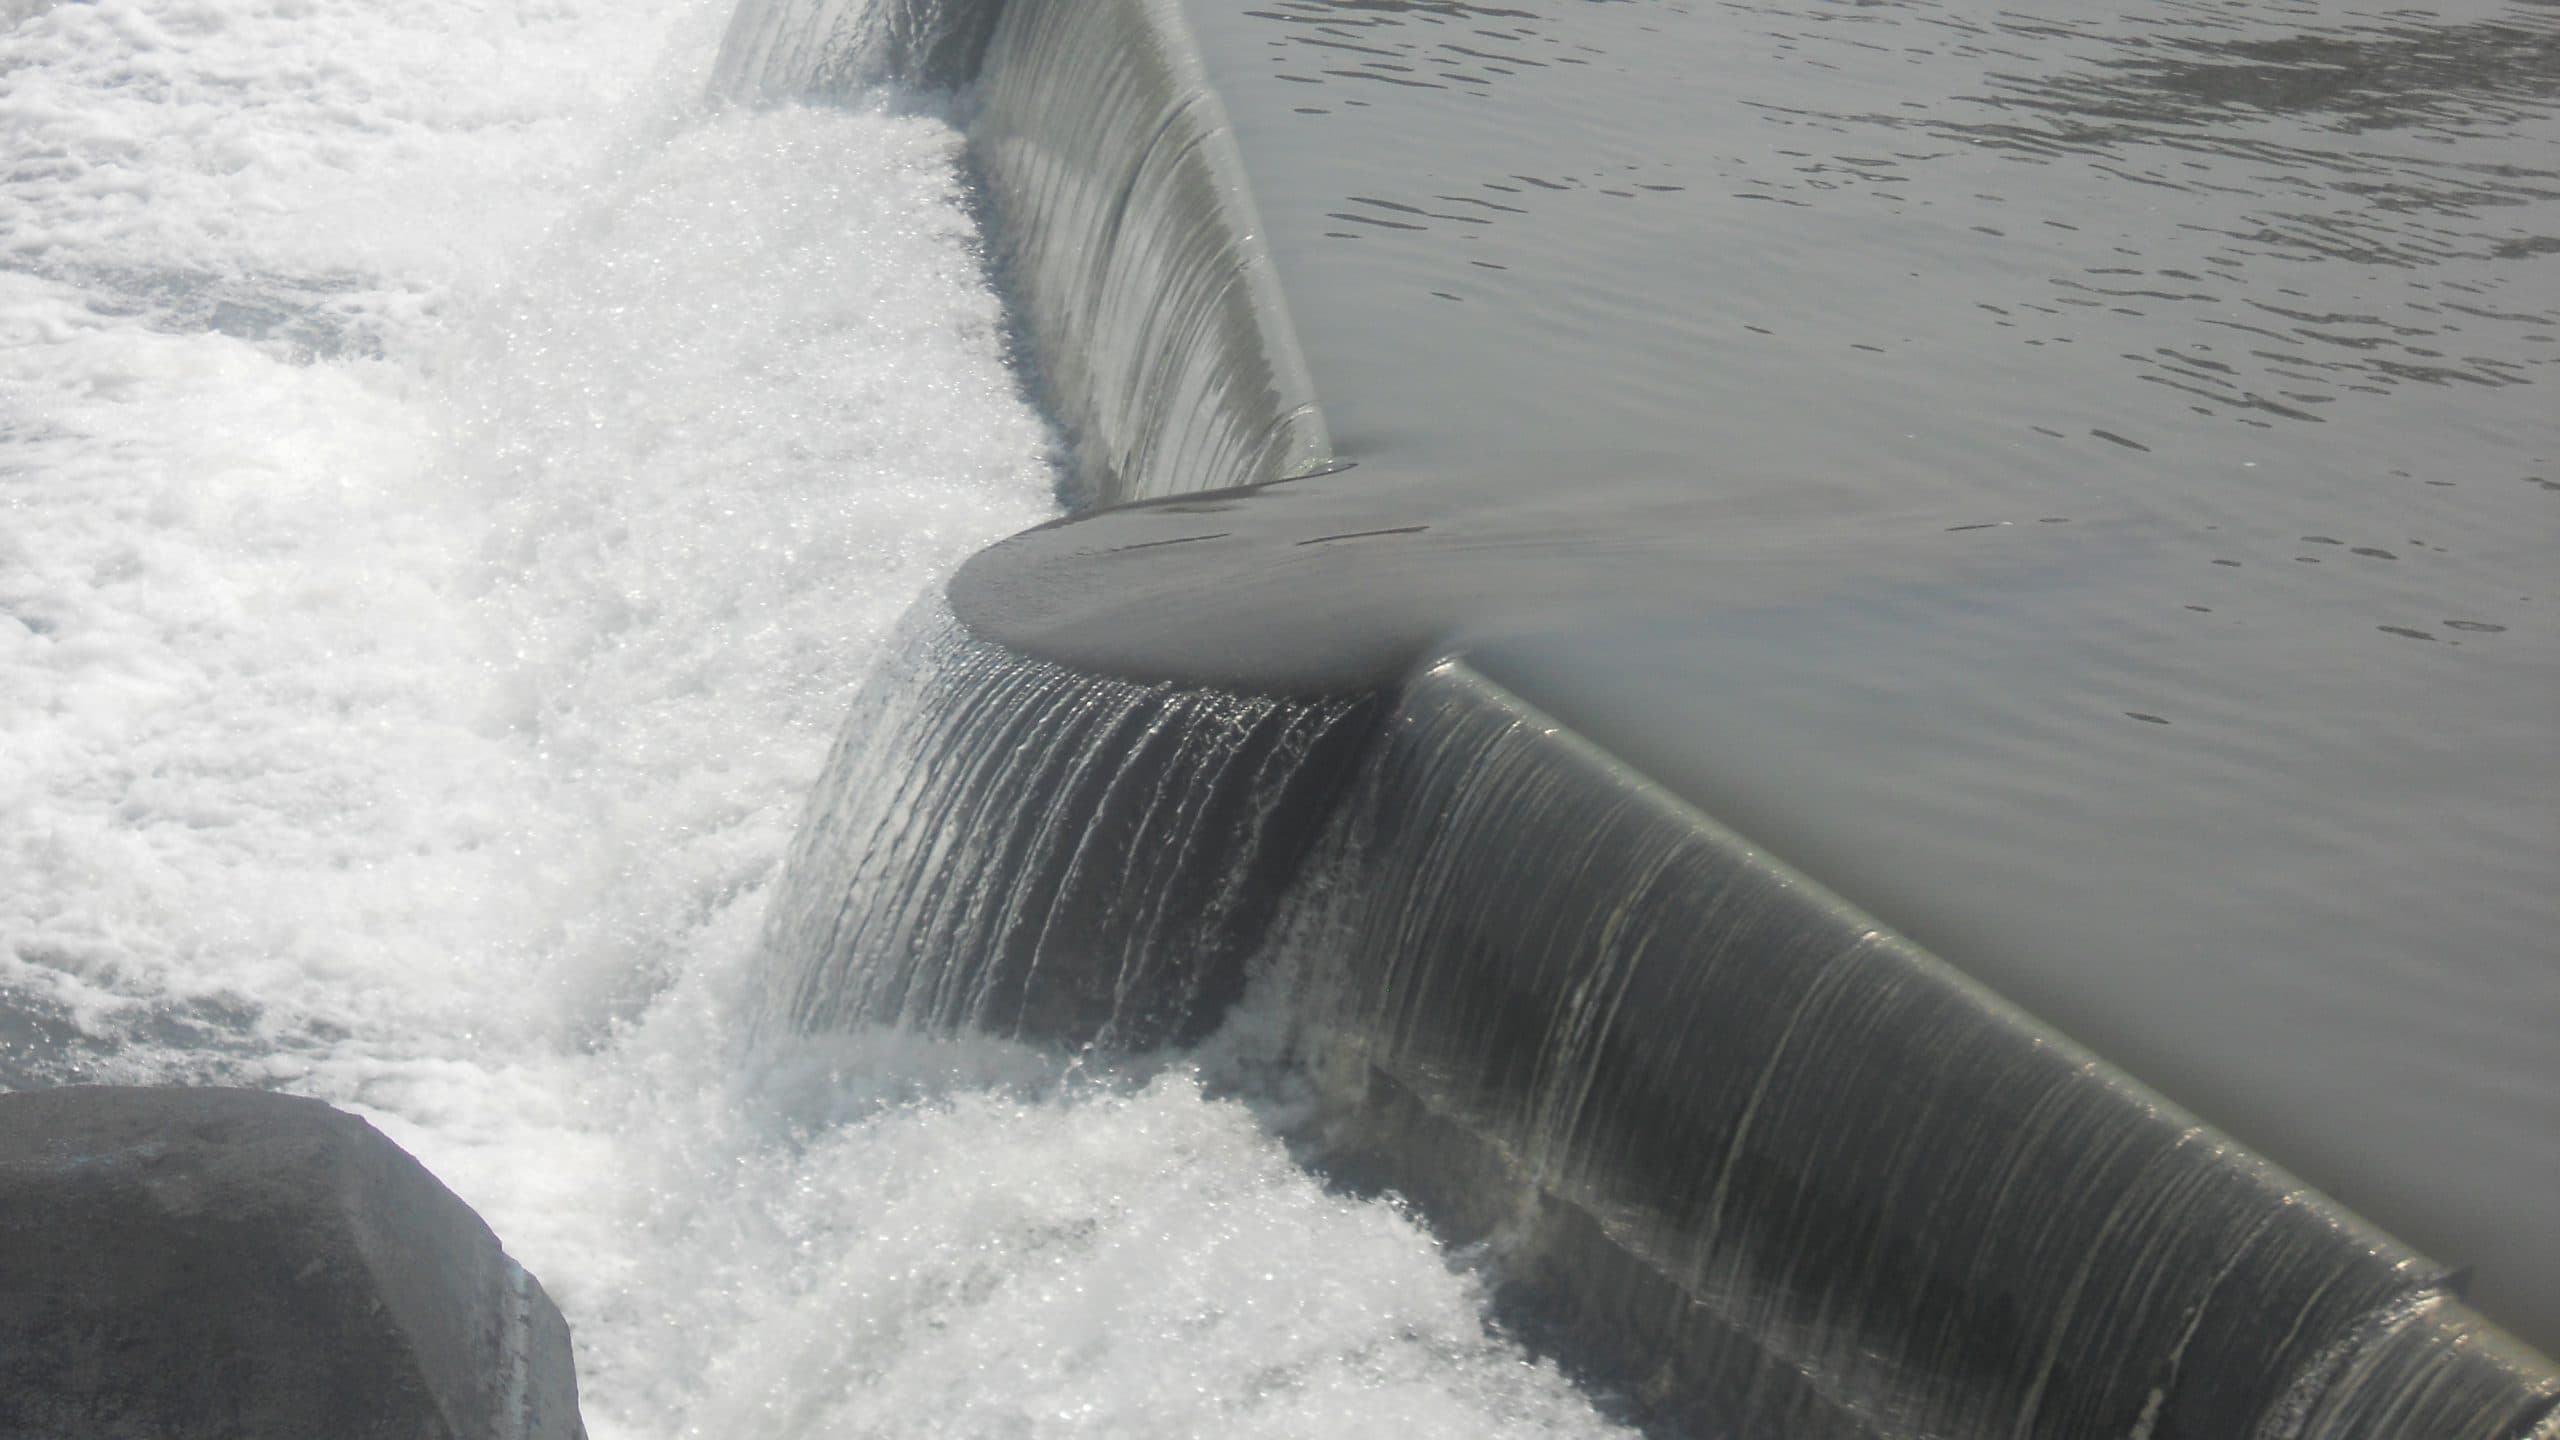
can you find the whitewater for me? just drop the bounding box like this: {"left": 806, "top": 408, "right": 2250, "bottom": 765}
{"left": 0, "top": 0, "right": 1633, "bottom": 1433}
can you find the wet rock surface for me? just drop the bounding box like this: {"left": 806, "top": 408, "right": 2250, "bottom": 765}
{"left": 0, "top": 1085, "right": 584, "bottom": 1440}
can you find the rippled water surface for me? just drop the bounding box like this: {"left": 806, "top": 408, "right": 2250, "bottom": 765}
{"left": 1184, "top": 0, "right": 2560, "bottom": 1347}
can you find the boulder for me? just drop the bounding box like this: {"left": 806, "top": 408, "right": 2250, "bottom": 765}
{"left": 0, "top": 1085, "right": 584, "bottom": 1440}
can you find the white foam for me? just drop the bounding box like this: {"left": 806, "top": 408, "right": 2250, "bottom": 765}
{"left": 0, "top": 0, "right": 1632, "bottom": 1433}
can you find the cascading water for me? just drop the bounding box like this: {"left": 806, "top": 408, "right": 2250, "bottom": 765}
{"left": 961, "top": 0, "right": 1333, "bottom": 508}
{"left": 721, "top": 0, "right": 1331, "bottom": 510}
{"left": 1259, "top": 660, "right": 2559, "bottom": 1439}
{"left": 0, "top": 0, "right": 1644, "bottom": 1433}
{"left": 757, "top": 604, "right": 1372, "bottom": 1049}
{"left": 714, "top": 0, "right": 999, "bottom": 101}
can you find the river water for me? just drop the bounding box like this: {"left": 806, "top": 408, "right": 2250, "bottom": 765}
{"left": 1174, "top": 0, "right": 2560, "bottom": 1351}
{"left": 0, "top": 0, "right": 1636, "bottom": 1433}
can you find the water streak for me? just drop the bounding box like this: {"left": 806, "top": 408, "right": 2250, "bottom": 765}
{"left": 760, "top": 605, "right": 1373, "bottom": 1048}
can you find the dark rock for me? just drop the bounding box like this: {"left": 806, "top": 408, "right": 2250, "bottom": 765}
{"left": 0, "top": 1085, "right": 585, "bottom": 1440}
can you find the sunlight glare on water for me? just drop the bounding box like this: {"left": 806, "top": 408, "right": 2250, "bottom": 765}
{"left": 0, "top": 0, "right": 1631, "bottom": 1432}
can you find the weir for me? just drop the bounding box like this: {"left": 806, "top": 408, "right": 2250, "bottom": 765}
{"left": 1287, "top": 660, "right": 2553, "bottom": 1438}
{"left": 726, "top": 0, "right": 2560, "bottom": 1434}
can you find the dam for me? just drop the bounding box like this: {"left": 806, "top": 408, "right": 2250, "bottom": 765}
{"left": 1, "top": 0, "right": 2553, "bottom": 1433}
{"left": 740, "top": 0, "right": 2560, "bottom": 1432}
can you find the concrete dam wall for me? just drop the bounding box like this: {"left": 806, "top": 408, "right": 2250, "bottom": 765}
{"left": 724, "top": 0, "right": 2560, "bottom": 1434}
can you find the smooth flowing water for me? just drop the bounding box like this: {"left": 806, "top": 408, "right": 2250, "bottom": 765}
{"left": 0, "top": 0, "right": 1637, "bottom": 1433}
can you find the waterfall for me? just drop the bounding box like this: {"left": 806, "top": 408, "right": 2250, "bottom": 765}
{"left": 756, "top": 607, "right": 1373, "bottom": 1050}
{"left": 701, "top": 0, "right": 2560, "bottom": 1432}
{"left": 713, "top": 0, "right": 1001, "bottom": 99}
{"left": 965, "top": 0, "right": 1332, "bottom": 508}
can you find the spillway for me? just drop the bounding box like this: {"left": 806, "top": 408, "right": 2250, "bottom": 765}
{"left": 758, "top": 606, "right": 1371, "bottom": 1048}
{"left": 735, "top": 0, "right": 2560, "bottom": 1434}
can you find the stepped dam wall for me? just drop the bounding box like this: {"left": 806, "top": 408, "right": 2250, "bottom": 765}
{"left": 720, "top": 0, "right": 2560, "bottom": 1434}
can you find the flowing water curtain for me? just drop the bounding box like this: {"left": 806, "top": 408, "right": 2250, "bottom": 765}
{"left": 755, "top": 607, "right": 1377, "bottom": 1051}
{"left": 1260, "top": 658, "right": 2560, "bottom": 1438}
{"left": 712, "top": 0, "right": 1000, "bottom": 101}
{"left": 965, "top": 0, "right": 1333, "bottom": 507}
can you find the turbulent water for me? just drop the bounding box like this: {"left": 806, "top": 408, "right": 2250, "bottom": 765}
{"left": 0, "top": 0, "right": 1633, "bottom": 1433}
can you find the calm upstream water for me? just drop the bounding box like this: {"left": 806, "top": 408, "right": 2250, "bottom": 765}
{"left": 1179, "top": 0, "right": 2559, "bottom": 1350}
{"left": 0, "top": 0, "right": 1633, "bottom": 1433}
{"left": 0, "top": 0, "right": 2552, "bottom": 1435}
